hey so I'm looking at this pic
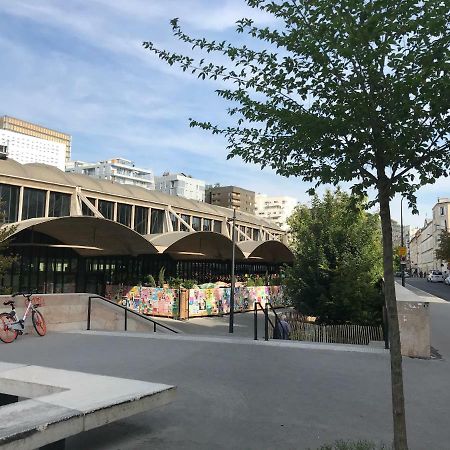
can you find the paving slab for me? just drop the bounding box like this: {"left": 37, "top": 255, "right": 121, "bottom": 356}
{"left": 0, "top": 364, "right": 176, "bottom": 450}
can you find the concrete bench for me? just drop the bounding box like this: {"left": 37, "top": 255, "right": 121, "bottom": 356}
{"left": 0, "top": 362, "right": 176, "bottom": 449}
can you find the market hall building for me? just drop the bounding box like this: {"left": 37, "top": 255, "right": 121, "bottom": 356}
{"left": 0, "top": 160, "right": 293, "bottom": 294}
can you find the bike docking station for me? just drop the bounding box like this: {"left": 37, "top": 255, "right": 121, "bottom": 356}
{"left": 0, "top": 362, "right": 176, "bottom": 449}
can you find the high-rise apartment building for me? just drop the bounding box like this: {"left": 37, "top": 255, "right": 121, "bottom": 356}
{"left": 154, "top": 172, "right": 205, "bottom": 202}
{"left": 255, "top": 194, "right": 298, "bottom": 230}
{"left": 206, "top": 185, "right": 255, "bottom": 214}
{"left": 66, "top": 158, "right": 155, "bottom": 190}
{"left": 0, "top": 129, "right": 66, "bottom": 170}
{"left": 0, "top": 115, "right": 71, "bottom": 161}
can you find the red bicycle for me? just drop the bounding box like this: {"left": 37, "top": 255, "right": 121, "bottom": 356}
{"left": 0, "top": 291, "right": 47, "bottom": 343}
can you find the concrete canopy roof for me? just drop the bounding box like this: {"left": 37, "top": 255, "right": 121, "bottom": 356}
{"left": 146, "top": 231, "right": 246, "bottom": 260}
{"left": 0, "top": 159, "right": 282, "bottom": 231}
{"left": 5, "top": 217, "right": 158, "bottom": 256}
{"left": 238, "top": 240, "right": 294, "bottom": 263}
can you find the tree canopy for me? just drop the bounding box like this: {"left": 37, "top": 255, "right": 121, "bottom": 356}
{"left": 436, "top": 230, "right": 450, "bottom": 263}
{"left": 286, "top": 190, "right": 383, "bottom": 324}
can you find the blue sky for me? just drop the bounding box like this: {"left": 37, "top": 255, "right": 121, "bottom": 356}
{"left": 0, "top": 0, "right": 447, "bottom": 228}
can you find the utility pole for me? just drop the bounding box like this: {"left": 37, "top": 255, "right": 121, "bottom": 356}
{"left": 228, "top": 209, "right": 236, "bottom": 333}
{"left": 400, "top": 198, "right": 405, "bottom": 287}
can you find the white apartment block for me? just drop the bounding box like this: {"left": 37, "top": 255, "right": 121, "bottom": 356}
{"left": 409, "top": 198, "right": 450, "bottom": 275}
{"left": 66, "top": 157, "right": 155, "bottom": 190}
{"left": 154, "top": 172, "right": 205, "bottom": 202}
{"left": 0, "top": 129, "right": 66, "bottom": 171}
{"left": 255, "top": 194, "right": 298, "bottom": 230}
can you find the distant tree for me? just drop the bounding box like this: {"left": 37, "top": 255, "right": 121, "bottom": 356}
{"left": 393, "top": 247, "right": 401, "bottom": 273}
{"left": 285, "top": 191, "right": 383, "bottom": 324}
{"left": 144, "top": 1, "right": 449, "bottom": 448}
{"left": 436, "top": 230, "right": 450, "bottom": 263}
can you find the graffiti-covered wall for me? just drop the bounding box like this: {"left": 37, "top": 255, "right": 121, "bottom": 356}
{"left": 188, "top": 286, "right": 285, "bottom": 317}
{"left": 105, "top": 285, "right": 179, "bottom": 318}
{"left": 105, "top": 285, "right": 285, "bottom": 319}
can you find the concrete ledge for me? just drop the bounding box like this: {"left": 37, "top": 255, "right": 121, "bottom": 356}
{"left": 0, "top": 363, "right": 176, "bottom": 450}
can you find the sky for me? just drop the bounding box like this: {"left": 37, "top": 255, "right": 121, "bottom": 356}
{"left": 0, "top": 0, "right": 447, "bottom": 228}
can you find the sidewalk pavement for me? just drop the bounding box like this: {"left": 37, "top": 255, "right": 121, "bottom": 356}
{"left": 395, "top": 282, "right": 447, "bottom": 303}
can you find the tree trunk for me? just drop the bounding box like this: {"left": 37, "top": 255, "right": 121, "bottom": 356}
{"left": 378, "top": 183, "right": 408, "bottom": 450}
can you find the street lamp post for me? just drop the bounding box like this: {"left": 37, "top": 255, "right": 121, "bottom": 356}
{"left": 228, "top": 209, "right": 236, "bottom": 333}
{"left": 400, "top": 198, "right": 405, "bottom": 287}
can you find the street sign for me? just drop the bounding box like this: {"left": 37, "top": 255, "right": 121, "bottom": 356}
{"left": 398, "top": 247, "right": 407, "bottom": 257}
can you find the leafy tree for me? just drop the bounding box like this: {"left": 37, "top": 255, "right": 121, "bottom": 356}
{"left": 436, "top": 230, "right": 450, "bottom": 262}
{"left": 285, "top": 191, "right": 383, "bottom": 324}
{"left": 144, "top": 1, "right": 449, "bottom": 448}
{"left": 0, "top": 224, "right": 17, "bottom": 294}
{"left": 393, "top": 247, "right": 401, "bottom": 273}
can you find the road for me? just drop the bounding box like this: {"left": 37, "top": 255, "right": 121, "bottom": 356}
{"left": 403, "top": 277, "right": 450, "bottom": 302}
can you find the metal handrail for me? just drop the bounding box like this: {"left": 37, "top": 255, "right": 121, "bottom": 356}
{"left": 87, "top": 295, "right": 178, "bottom": 333}
{"left": 254, "top": 301, "right": 283, "bottom": 341}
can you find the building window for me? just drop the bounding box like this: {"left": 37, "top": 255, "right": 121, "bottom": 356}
{"left": 239, "top": 225, "right": 246, "bottom": 241}
{"left": 253, "top": 229, "right": 260, "bottom": 241}
{"left": 170, "top": 212, "right": 179, "bottom": 231}
{"left": 82, "top": 197, "right": 96, "bottom": 216}
{"left": 203, "top": 218, "right": 212, "bottom": 231}
{"left": 180, "top": 214, "right": 191, "bottom": 231}
{"left": 0, "top": 183, "right": 19, "bottom": 223}
{"left": 98, "top": 200, "right": 114, "bottom": 220}
{"left": 117, "top": 203, "right": 132, "bottom": 227}
{"left": 150, "top": 209, "right": 164, "bottom": 234}
{"left": 213, "top": 220, "right": 222, "bottom": 233}
{"left": 48, "top": 192, "right": 71, "bottom": 217}
{"left": 134, "top": 206, "right": 148, "bottom": 234}
{"left": 22, "top": 188, "right": 46, "bottom": 219}
{"left": 440, "top": 207, "right": 445, "bottom": 216}
{"left": 192, "top": 216, "right": 201, "bottom": 231}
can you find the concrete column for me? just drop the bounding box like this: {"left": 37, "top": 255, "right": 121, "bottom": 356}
{"left": 113, "top": 202, "right": 117, "bottom": 222}
{"left": 130, "top": 205, "right": 135, "bottom": 230}
{"left": 17, "top": 186, "right": 24, "bottom": 221}
{"left": 147, "top": 208, "right": 152, "bottom": 234}
{"left": 45, "top": 190, "right": 50, "bottom": 217}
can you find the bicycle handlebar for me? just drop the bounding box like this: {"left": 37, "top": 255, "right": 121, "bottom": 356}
{"left": 12, "top": 290, "right": 39, "bottom": 298}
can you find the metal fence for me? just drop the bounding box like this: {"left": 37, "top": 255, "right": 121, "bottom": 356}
{"left": 285, "top": 312, "right": 384, "bottom": 345}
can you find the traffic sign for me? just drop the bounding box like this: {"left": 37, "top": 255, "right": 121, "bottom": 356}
{"left": 398, "top": 247, "right": 407, "bottom": 257}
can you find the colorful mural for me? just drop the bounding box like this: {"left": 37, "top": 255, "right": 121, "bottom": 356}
{"left": 105, "top": 285, "right": 179, "bottom": 318}
{"left": 105, "top": 285, "right": 285, "bottom": 319}
{"left": 188, "top": 286, "right": 286, "bottom": 317}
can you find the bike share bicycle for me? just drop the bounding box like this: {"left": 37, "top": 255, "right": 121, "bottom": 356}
{"left": 0, "top": 291, "right": 47, "bottom": 343}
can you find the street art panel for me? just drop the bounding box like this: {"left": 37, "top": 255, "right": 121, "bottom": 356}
{"left": 105, "top": 285, "right": 179, "bottom": 317}
{"left": 188, "top": 286, "right": 286, "bottom": 317}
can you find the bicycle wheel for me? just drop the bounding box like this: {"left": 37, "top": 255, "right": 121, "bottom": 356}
{"left": 32, "top": 310, "right": 47, "bottom": 336}
{"left": 0, "top": 313, "right": 18, "bottom": 343}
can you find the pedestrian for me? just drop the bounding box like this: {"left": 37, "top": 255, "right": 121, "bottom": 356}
{"left": 273, "top": 314, "right": 291, "bottom": 340}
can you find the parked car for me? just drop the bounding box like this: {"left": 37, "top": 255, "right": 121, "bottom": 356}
{"left": 444, "top": 275, "right": 450, "bottom": 285}
{"left": 427, "top": 270, "right": 445, "bottom": 283}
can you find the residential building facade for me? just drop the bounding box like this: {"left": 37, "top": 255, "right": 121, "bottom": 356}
{"left": 0, "top": 115, "right": 71, "bottom": 162}
{"left": 0, "top": 129, "right": 66, "bottom": 171}
{"left": 255, "top": 194, "right": 298, "bottom": 230}
{"left": 408, "top": 198, "right": 450, "bottom": 275}
{"left": 206, "top": 185, "right": 255, "bottom": 214}
{"left": 154, "top": 172, "right": 205, "bottom": 202}
{"left": 66, "top": 158, "right": 155, "bottom": 190}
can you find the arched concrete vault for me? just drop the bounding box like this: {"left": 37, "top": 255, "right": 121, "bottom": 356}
{"left": 237, "top": 240, "right": 294, "bottom": 263}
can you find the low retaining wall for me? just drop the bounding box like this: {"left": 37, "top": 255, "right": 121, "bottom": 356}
{"left": 0, "top": 294, "right": 154, "bottom": 333}
{"left": 105, "top": 285, "right": 287, "bottom": 319}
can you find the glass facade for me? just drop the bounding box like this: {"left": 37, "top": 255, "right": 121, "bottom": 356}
{"left": 22, "top": 188, "right": 46, "bottom": 219}
{"left": 170, "top": 212, "right": 178, "bottom": 231}
{"left": 117, "top": 203, "right": 132, "bottom": 227}
{"left": 48, "top": 192, "right": 71, "bottom": 217}
{"left": 150, "top": 209, "right": 164, "bottom": 234}
{"left": 192, "top": 216, "right": 201, "bottom": 231}
{"left": 98, "top": 200, "right": 114, "bottom": 220}
{"left": 82, "top": 197, "right": 96, "bottom": 216}
{"left": 180, "top": 214, "right": 191, "bottom": 232}
{"left": 213, "top": 220, "right": 222, "bottom": 233}
{"left": 0, "top": 183, "right": 19, "bottom": 223}
{"left": 203, "top": 218, "right": 212, "bottom": 231}
{"left": 134, "top": 206, "right": 148, "bottom": 234}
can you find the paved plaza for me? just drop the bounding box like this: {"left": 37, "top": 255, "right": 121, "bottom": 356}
{"left": 0, "top": 285, "right": 449, "bottom": 450}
